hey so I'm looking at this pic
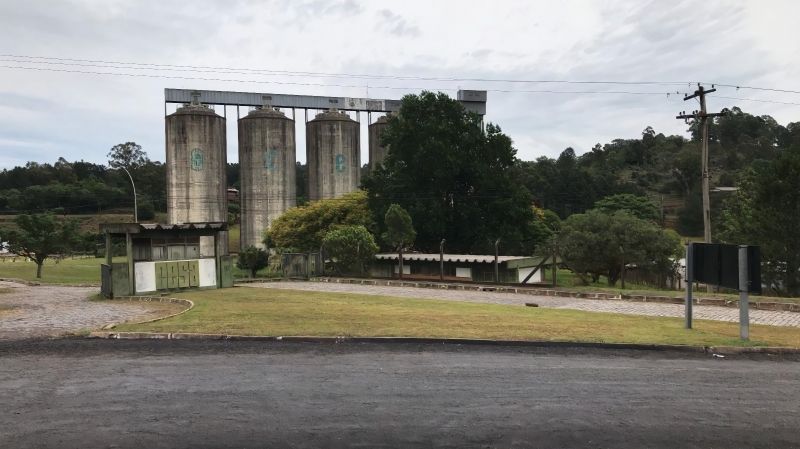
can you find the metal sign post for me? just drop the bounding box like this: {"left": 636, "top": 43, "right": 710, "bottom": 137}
{"left": 738, "top": 246, "right": 750, "bottom": 341}
{"left": 686, "top": 243, "right": 758, "bottom": 341}
{"left": 685, "top": 243, "right": 693, "bottom": 329}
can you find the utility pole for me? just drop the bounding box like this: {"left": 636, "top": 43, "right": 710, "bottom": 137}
{"left": 676, "top": 84, "right": 726, "bottom": 244}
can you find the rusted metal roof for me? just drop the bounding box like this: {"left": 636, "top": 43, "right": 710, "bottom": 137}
{"left": 100, "top": 222, "right": 228, "bottom": 234}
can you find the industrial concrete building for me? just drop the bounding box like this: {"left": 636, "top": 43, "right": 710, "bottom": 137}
{"left": 163, "top": 89, "right": 487, "bottom": 252}
{"left": 306, "top": 110, "right": 360, "bottom": 201}
{"left": 368, "top": 114, "right": 391, "bottom": 169}
{"left": 238, "top": 107, "right": 296, "bottom": 249}
{"left": 165, "top": 101, "right": 228, "bottom": 257}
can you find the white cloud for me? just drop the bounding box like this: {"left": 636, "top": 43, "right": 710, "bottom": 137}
{"left": 0, "top": 0, "right": 798, "bottom": 168}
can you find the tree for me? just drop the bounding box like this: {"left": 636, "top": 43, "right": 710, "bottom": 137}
{"left": 107, "top": 142, "right": 149, "bottom": 169}
{"left": 236, "top": 246, "right": 269, "bottom": 278}
{"left": 363, "top": 91, "right": 542, "bottom": 255}
{"left": 0, "top": 214, "right": 80, "bottom": 278}
{"left": 719, "top": 144, "right": 800, "bottom": 295}
{"left": 138, "top": 198, "right": 156, "bottom": 221}
{"left": 382, "top": 204, "right": 416, "bottom": 279}
{"left": 267, "top": 190, "right": 373, "bottom": 252}
{"left": 558, "top": 210, "right": 681, "bottom": 286}
{"left": 593, "top": 194, "right": 660, "bottom": 222}
{"left": 322, "top": 225, "right": 379, "bottom": 275}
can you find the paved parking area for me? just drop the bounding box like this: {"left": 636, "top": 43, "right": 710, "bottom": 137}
{"left": 0, "top": 281, "right": 182, "bottom": 339}
{"left": 1, "top": 340, "right": 798, "bottom": 448}
{"left": 249, "top": 281, "right": 800, "bottom": 328}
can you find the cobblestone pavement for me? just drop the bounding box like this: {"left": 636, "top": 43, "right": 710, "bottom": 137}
{"left": 248, "top": 281, "right": 800, "bottom": 328}
{"left": 0, "top": 281, "right": 182, "bottom": 340}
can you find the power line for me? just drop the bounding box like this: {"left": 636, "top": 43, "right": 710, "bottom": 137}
{"left": 0, "top": 64, "right": 692, "bottom": 97}
{"left": 706, "top": 83, "right": 800, "bottom": 95}
{"left": 5, "top": 53, "right": 800, "bottom": 96}
{"left": 4, "top": 60, "right": 800, "bottom": 107}
{"left": 0, "top": 53, "right": 694, "bottom": 86}
{"left": 714, "top": 95, "right": 800, "bottom": 106}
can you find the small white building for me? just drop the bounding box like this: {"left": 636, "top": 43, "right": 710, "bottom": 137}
{"left": 370, "top": 253, "right": 555, "bottom": 284}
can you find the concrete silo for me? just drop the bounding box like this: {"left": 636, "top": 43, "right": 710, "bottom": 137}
{"left": 368, "top": 114, "right": 391, "bottom": 170}
{"left": 238, "top": 107, "right": 296, "bottom": 249}
{"left": 165, "top": 103, "right": 228, "bottom": 256}
{"left": 306, "top": 110, "right": 360, "bottom": 201}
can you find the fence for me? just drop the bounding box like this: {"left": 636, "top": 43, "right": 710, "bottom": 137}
{"left": 281, "top": 252, "right": 323, "bottom": 279}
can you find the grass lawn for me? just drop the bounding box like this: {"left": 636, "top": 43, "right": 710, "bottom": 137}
{"left": 116, "top": 286, "right": 800, "bottom": 348}
{"left": 0, "top": 257, "right": 107, "bottom": 284}
{"left": 0, "top": 254, "right": 277, "bottom": 285}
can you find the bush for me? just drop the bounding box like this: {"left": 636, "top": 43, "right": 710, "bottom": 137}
{"left": 267, "top": 190, "right": 373, "bottom": 252}
{"left": 559, "top": 210, "right": 682, "bottom": 286}
{"left": 322, "top": 225, "right": 379, "bottom": 275}
{"left": 236, "top": 246, "right": 269, "bottom": 278}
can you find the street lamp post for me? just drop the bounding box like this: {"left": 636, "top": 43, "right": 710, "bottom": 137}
{"left": 120, "top": 167, "right": 138, "bottom": 223}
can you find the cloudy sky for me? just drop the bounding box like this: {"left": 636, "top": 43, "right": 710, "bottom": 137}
{"left": 1, "top": 0, "right": 798, "bottom": 168}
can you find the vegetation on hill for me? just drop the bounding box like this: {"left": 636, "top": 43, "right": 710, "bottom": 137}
{"left": 0, "top": 94, "right": 797, "bottom": 295}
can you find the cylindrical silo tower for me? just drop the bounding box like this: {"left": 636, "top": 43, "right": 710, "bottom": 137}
{"left": 368, "top": 114, "right": 391, "bottom": 170}
{"left": 165, "top": 103, "right": 228, "bottom": 256}
{"left": 238, "top": 107, "right": 296, "bottom": 249}
{"left": 306, "top": 110, "right": 360, "bottom": 201}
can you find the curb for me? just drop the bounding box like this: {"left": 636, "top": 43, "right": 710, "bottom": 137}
{"left": 86, "top": 331, "right": 800, "bottom": 356}
{"left": 101, "top": 296, "right": 195, "bottom": 330}
{"left": 297, "top": 277, "right": 800, "bottom": 313}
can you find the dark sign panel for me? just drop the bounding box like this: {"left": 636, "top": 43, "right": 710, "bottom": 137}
{"left": 691, "top": 243, "right": 761, "bottom": 294}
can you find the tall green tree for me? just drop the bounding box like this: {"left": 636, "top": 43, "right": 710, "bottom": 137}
{"left": 382, "top": 204, "right": 416, "bottom": 279}
{"left": 363, "top": 91, "right": 542, "bottom": 255}
{"left": 107, "top": 142, "right": 149, "bottom": 169}
{"left": 0, "top": 214, "right": 80, "bottom": 278}
{"left": 719, "top": 144, "right": 800, "bottom": 295}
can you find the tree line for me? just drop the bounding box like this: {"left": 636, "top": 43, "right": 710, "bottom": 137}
{"left": 1, "top": 94, "right": 798, "bottom": 294}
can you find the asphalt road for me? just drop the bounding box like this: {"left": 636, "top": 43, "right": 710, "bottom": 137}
{"left": 1, "top": 340, "right": 798, "bottom": 449}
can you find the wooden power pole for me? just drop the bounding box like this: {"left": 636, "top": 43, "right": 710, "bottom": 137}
{"left": 676, "top": 84, "right": 726, "bottom": 243}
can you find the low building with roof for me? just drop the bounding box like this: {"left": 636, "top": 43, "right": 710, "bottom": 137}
{"left": 370, "top": 253, "right": 556, "bottom": 284}
{"left": 99, "top": 222, "right": 233, "bottom": 298}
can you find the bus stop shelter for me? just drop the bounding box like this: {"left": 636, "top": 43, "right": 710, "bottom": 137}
{"left": 100, "top": 222, "right": 233, "bottom": 298}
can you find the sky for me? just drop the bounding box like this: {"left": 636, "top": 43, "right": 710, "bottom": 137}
{"left": 0, "top": 0, "right": 799, "bottom": 169}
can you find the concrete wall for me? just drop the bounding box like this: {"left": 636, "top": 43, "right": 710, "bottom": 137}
{"left": 165, "top": 105, "right": 228, "bottom": 256}
{"left": 238, "top": 108, "right": 296, "bottom": 249}
{"left": 134, "top": 261, "right": 157, "bottom": 293}
{"left": 517, "top": 267, "right": 543, "bottom": 284}
{"left": 368, "top": 114, "right": 390, "bottom": 170}
{"left": 306, "top": 110, "right": 360, "bottom": 201}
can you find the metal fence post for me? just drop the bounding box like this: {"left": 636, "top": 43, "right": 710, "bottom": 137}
{"left": 739, "top": 245, "right": 750, "bottom": 341}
